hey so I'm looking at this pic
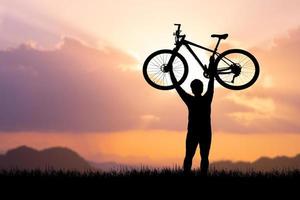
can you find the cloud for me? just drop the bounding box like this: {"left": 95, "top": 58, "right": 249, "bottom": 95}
{"left": 225, "top": 93, "right": 275, "bottom": 114}
{"left": 0, "top": 37, "right": 190, "bottom": 133}
{"left": 0, "top": 12, "right": 61, "bottom": 49}
{"left": 1, "top": 27, "right": 300, "bottom": 134}
{"left": 0, "top": 3, "right": 100, "bottom": 50}
{"left": 0, "top": 37, "right": 142, "bottom": 132}
{"left": 214, "top": 27, "right": 300, "bottom": 133}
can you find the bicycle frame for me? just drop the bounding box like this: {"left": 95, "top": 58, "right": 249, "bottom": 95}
{"left": 169, "top": 36, "right": 233, "bottom": 76}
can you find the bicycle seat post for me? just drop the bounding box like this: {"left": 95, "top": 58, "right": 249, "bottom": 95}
{"left": 211, "top": 34, "right": 228, "bottom": 55}
{"left": 213, "top": 38, "right": 221, "bottom": 55}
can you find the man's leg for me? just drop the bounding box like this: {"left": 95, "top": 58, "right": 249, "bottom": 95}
{"left": 183, "top": 133, "right": 198, "bottom": 173}
{"left": 199, "top": 133, "right": 211, "bottom": 176}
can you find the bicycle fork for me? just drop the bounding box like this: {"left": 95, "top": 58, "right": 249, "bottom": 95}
{"left": 164, "top": 43, "right": 183, "bottom": 72}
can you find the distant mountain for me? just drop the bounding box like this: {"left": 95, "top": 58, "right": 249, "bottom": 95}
{"left": 1, "top": 146, "right": 300, "bottom": 172}
{"left": 211, "top": 154, "right": 300, "bottom": 171}
{"left": 0, "top": 146, "right": 92, "bottom": 171}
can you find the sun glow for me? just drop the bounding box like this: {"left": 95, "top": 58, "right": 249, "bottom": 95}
{"left": 178, "top": 45, "right": 211, "bottom": 93}
{"left": 1, "top": 131, "right": 300, "bottom": 167}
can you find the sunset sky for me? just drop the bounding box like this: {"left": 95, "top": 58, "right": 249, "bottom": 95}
{"left": 0, "top": 0, "right": 300, "bottom": 167}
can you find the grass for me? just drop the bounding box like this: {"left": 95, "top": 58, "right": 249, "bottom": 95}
{"left": 1, "top": 167, "right": 300, "bottom": 182}
{"left": 1, "top": 168, "right": 299, "bottom": 196}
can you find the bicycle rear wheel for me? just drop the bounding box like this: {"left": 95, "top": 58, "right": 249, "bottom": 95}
{"left": 215, "top": 49, "right": 259, "bottom": 90}
{"left": 143, "top": 49, "right": 188, "bottom": 90}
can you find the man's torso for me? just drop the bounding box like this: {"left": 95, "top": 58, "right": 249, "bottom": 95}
{"left": 187, "top": 95, "right": 212, "bottom": 134}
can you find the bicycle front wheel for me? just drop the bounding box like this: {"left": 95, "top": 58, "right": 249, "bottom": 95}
{"left": 143, "top": 49, "right": 188, "bottom": 90}
{"left": 215, "top": 49, "right": 260, "bottom": 90}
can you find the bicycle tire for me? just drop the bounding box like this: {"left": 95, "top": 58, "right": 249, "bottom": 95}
{"left": 214, "top": 49, "right": 259, "bottom": 90}
{"left": 143, "top": 49, "right": 189, "bottom": 90}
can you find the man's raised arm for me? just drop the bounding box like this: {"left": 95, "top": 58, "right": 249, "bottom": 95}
{"left": 170, "top": 67, "right": 191, "bottom": 105}
{"left": 204, "top": 62, "right": 216, "bottom": 102}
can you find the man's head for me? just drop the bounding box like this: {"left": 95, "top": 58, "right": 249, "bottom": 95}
{"left": 190, "top": 79, "right": 203, "bottom": 96}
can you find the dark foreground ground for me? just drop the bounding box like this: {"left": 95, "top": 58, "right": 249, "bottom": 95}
{"left": 1, "top": 168, "right": 299, "bottom": 197}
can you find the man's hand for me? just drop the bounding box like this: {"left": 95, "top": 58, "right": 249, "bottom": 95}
{"left": 208, "top": 56, "right": 217, "bottom": 78}
{"left": 205, "top": 56, "right": 216, "bottom": 102}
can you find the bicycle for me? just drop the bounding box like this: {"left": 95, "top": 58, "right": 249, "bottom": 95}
{"left": 143, "top": 24, "right": 259, "bottom": 90}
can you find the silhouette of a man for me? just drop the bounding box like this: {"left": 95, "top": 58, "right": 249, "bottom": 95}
{"left": 170, "top": 62, "right": 215, "bottom": 175}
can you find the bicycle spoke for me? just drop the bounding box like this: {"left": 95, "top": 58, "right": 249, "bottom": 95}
{"left": 173, "top": 64, "right": 183, "bottom": 69}
{"left": 241, "top": 65, "right": 253, "bottom": 69}
{"left": 151, "top": 71, "right": 163, "bottom": 82}
{"left": 150, "top": 61, "right": 158, "bottom": 68}
{"left": 147, "top": 65, "right": 161, "bottom": 70}
{"left": 161, "top": 54, "right": 165, "bottom": 64}
{"left": 173, "top": 57, "right": 180, "bottom": 64}
{"left": 148, "top": 72, "right": 162, "bottom": 76}
{"left": 174, "top": 67, "right": 183, "bottom": 72}
{"left": 154, "top": 71, "right": 165, "bottom": 84}
{"left": 148, "top": 70, "right": 162, "bottom": 75}
{"left": 239, "top": 75, "right": 246, "bottom": 84}
{"left": 174, "top": 70, "right": 182, "bottom": 76}
{"left": 241, "top": 72, "right": 250, "bottom": 79}
{"left": 161, "top": 72, "right": 169, "bottom": 86}
{"left": 147, "top": 69, "right": 160, "bottom": 72}
{"left": 240, "top": 57, "right": 249, "bottom": 65}
{"left": 162, "top": 54, "right": 166, "bottom": 64}
{"left": 165, "top": 74, "right": 170, "bottom": 86}
{"left": 243, "top": 71, "right": 253, "bottom": 79}
{"left": 147, "top": 65, "right": 162, "bottom": 72}
{"left": 162, "top": 54, "right": 165, "bottom": 64}
{"left": 161, "top": 73, "right": 165, "bottom": 86}
{"left": 156, "top": 55, "right": 164, "bottom": 65}
{"left": 163, "top": 73, "right": 170, "bottom": 86}
{"left": 173, "top": 66, "right": 183, "bottom": 70}
{"left": 149, "top": 69, "right": 162, "bottom": 76}
{"left": 173, "top": 69, "right": 183, "bottom": 73}
{"left": 149, "top": 63, "right": 160, "bottom": 68}
{"left": 241, "top": 59, "right": 251, "bottom": 67}
{"left": 158, "top": 55, "right": 163, "bottom": 65}
{"left": 152, "top": 57, "right": 161, "bottom": 67}
{"left": 239, "top": 57, "right": 248, "bottom": 65}
{"left": 239, "top": 55, "right": 245, "bottom": 63}
{"left": 241, "top": 72, "right": 254, "bottom": 76}
{"left": 147, "top": 69, "right": 160, "bottom": 73}
{"left": 244, "top": 63, "right": 255, "bottom": 69}
{"left": 165, "top": 74, "right": 171, "bottom": 84}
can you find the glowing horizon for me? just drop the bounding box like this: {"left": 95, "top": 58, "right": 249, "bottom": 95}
{"left": 1, "top": 131, "right": 300, "bottom": 167}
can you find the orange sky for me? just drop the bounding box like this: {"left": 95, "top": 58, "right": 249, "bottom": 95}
{"left": 1, "top": 131, "right": 300, "bottom": 167}
{"left": 0, "top": 0, "right": 300, "bottom": 167}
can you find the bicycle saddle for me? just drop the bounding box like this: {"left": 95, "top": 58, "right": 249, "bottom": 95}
{"left": 211, "top": 33, "right": 228, "bottom": 40}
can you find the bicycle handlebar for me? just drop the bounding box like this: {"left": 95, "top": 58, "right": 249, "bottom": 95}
{"left": 174, "top": 23, "right": 181, "bottom": 30}
{"left": 173, "top": 24, "right": 185, "bottom": 44}
{"left": 174, "top": 24, "right": 181, "bottom": 36}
